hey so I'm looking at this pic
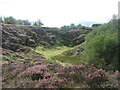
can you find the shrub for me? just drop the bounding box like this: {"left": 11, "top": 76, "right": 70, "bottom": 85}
{"left": 18, "top": 64, "right": 49, "bottom": 78}
{"left": 81, "top": 19, "right": 118, "bottom": 70}
{"left": 58, "top": 64, "right": 86, "bottom": 84}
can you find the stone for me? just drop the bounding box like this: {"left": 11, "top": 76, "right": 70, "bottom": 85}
{"left": 26, "top": 39, "right": 36, "bottom": 47}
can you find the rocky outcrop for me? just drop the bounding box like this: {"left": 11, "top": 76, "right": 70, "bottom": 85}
{"left": 61, "top": 29, "right": 90, "bottom": 46}
{"left": 73, "top": 36, "right": 85, "bottom": 45}
{"left": 2, "top": 24, "right": 90, "bottom": 51}
{"left": 2, "top": 24, "right": 60, "bottom": 51}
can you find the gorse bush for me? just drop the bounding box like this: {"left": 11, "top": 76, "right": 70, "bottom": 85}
{"left": 81, "top": 19, "right": 118, "bottom": 70}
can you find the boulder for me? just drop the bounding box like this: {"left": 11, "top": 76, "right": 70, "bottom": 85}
{"left": 26, "top": 39, "right": 36, "bottom": 47}
{"left": 73, "top": 36, "right": 85, "bottom": 45}
{"left": 19, "top": 34, "right": 29, "bottom": 45}
{"left": 2, "top": 42, "right": 20, "bottom": 51}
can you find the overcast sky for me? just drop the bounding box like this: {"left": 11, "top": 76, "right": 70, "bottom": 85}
{"left": 0, "top": 0, "right": 119, "bottom": 27}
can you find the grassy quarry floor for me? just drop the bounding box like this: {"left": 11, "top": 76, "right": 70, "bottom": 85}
{"left": 35, "top": 46, "right": 82, "bottom": 65}
{"left": 35, "top": 46, "right": 72, "bottom": 59}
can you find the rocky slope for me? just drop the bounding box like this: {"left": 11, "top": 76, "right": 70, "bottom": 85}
{"left": 2, "top": 24, "right": 58, "bottom": 50}
{"left": 2, "top": 24, "right": 90, "bottom": 51}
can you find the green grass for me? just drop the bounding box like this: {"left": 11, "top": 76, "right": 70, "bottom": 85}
{"left": 80, "top": 33, "right": 87, "bottom": 37}
{"left": 35, "top": 46, "right": 72, "bottom": 60}
{"left": 52, "top": 54, "right": 83, "bottom": 65}
{"left": 3, "top": 54, "right": 18, "bottom": 60}
{"left": 16, "top": 24, "right": 41, "bottom": 28}
{"left": 35, "top": 46, "right": 84, "bottom": 65}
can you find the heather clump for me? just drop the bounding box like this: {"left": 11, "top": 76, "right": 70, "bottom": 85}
{"left": 58, "top": 64, "right": 85, "bottom": 84}
{"left": 34, "top": 76, "right": 67, "bottom": 88}
{"left": 18, "top": 64, "right": 48, "bottom": 79}
{"left": 84, "top": 67, "right": 108, "bottom": 88}
{"left": 2, "top": 60, "right": 28, "bottom": 82}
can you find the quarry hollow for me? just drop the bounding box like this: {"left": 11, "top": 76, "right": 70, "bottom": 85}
{"left": 2, "top": 18, "right": 119, "bottom": 88}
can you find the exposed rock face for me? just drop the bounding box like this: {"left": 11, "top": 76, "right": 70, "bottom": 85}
{"left": 73, "top": 36, "right": 85, "bottom": 45}
{"left": 61, "top": 29, "right": 90, "bottom": 46}
{"left": 2, "top": 24, "right": 90, "bottom": 51}
{"left": 26, "top": 39, "right": 36, "bottom": 47}
{"left": 2, "top": 24, "right": 59, "bottom": 51}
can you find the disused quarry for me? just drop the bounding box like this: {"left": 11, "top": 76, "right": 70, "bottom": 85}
{"left": 1, "top": 24, "right": 118, "bottom": 88}
{"left": 2, "top": 24, "right": 89, "bottom": 64}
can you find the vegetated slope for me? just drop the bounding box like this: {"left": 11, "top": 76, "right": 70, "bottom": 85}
{"left": 81, "top": 19, "right": 118, "bottom": 71}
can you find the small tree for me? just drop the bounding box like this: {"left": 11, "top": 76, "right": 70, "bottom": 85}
{"left": 16, "top": 19, "right": 24, "bottom": 25}
{"left": 112, "top": 14, "right": 118, "bottom": 20}
{"left": 60, "top": 25, "right": 70, "bottom": 31}
{"left": 23, "top": 20, "right": 31, "bottom": 25}
{"left": 4, "top": 16, "right": 17, "bottom": 24}
{"left": 34, "top": 22, "right": 37, "bottom": 26}
{"left": 37, "top": 19, "right": 43, "bottom": 26}
{"left": 76, "top": 24, "right": 82, "bottom": 29}
{"left": 70, "top": 23, "right": 76, "bottom": 29}
{"left": 0, "top": 17, "right": 3, "bottom": 23}
{"left": 92, "top": 24, "right": 101, "bottom": 27}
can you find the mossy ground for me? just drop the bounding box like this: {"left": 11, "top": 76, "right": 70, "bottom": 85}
{"left": 35, "top": 46, "right": 72, "bottom": 59}
{"left": 35, "top": 46, "right": 84, "bottom": 65}
{"left": 52, "top": 54, "right": 83, "bottom": 65}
